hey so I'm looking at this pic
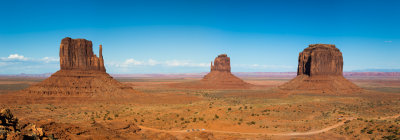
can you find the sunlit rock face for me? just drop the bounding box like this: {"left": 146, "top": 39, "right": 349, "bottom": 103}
{"left": 210, "top": 54, "right": 231, "bottom": 72}
{"left": 297, "top": 44, "right": 343, "bottom": 76}
{"left": 60, "top": 37, "right": 105, "bottom": 72}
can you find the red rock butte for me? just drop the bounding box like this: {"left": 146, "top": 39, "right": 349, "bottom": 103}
{"left": 24, "top": 37, "right": 134, "bottom": 96}
{"left": 200, "top": 54, "right": 251, "bottom": 89}
{"left": 279, "top": 44, "right": 362, "bottom": 94}
{"left": 60, "top": 37, "right": 106, "bottom": 71}
{"left": 170, "top": 54, "right": 251, "bottom": 89}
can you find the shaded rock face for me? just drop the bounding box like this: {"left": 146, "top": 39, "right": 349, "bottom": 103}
{"left": 211, "top": 54, "right": 231, "bottom": 72}
{"left": 60, "top": 37, "right": 105, "bottom": 72}
{"left": 25, "top": 37, "right": 134, "bottom": 96}
{"left": 280, "top": 44, "right": 361, "bottom": 94}
{"left": 297, "top": 44, "right": 343, "bottom": 76}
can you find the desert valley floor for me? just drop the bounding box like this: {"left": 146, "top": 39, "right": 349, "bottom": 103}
{"left": 0, "top": 75, "right": 399, "bottom": 139}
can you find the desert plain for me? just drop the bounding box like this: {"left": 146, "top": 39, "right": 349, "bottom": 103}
{"left": 0, "top": 73, "right": 399, "bottom": 140}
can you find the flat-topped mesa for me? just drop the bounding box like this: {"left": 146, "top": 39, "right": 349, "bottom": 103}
{"left": 210, "top": 54, "right": 231, "bottom": 72}
{"left": 60, "top": 37, "right": 106, "bottom": 72}
{"left": 280, "top": 44, "right": 361, "bottom": 94}
{"left": 297, "top": 44, "right": 343, "bottom": 76}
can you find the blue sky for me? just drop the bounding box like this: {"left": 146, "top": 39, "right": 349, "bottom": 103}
{"left": 0, "top": 0, "right": 399, "bottom": 74}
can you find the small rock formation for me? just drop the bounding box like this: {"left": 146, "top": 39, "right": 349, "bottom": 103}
{"left": 200, "top": 54, "right": 251, "bottom": 89}
{"left": 0, "top": 109, "right": 19, "bottom": 139}
{"left": 279, "top": 44, "right": 362, "bottom": 94}
{"left": 0, "top": 108, "right": 58, "bottom": 139}
{"left": 25, "top": 37, "right": 134, "bottom": 96}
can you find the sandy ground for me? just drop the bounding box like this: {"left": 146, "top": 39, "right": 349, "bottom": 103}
{"left": 0, "top": 76, "right": 399, "bottom": 139}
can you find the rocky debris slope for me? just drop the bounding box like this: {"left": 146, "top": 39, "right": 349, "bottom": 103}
{"left": 280, "top": 44, "right": 361, "bottom": 94}
{"left": 24, "top": 37, "right": 134, "bottom": 96}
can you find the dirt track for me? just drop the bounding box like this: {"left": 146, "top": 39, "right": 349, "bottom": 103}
{"left": 139, "top": 114, "right": 399, "bottom": 136}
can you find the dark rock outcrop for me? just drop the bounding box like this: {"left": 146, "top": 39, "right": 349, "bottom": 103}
{"left": 25, "top": 37, "right": 134, "bottom": 96}
{"left": 0, "top": 109, "right": 21, "bottom": 139}
{"left": 280, "top": 44, "right": 361, "bottom": 94}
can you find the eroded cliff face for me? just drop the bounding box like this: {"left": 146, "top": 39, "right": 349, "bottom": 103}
{"left": 60, "top": 37, "right": 105, "bottom": 72}
{"left": 297, "top": 44, "right": 343, "bottom": 76}
{"left": 211, "top": 54, "right": 231, "bottom": 72}
{"left": 280, "top": 44, "right": 361, "bottom": 94}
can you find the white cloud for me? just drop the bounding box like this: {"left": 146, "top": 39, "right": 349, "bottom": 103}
{"left": 110, "top": 58, "right": 208, "bottom": 68}
{"left": 164, "top": 60, "right": 208, "bottom": 67}
{"left": 8, "top": 54, "right": 28, "bottom": 60}
{"left": 148, "top": 59, "right": 158, "bottom": 66}
{"left": 0, "top": 54, "right": 59, "bottom": 74}
{"left": 233, "top": 64, "right": 295, "bottom": 69}
{"left": 0, "top": 54, "right": 59, "bottom": 68}
{"left": 41, "top": 57, "right": 59, "bottom": 63}
{"left": 1, "top": 54, "right": 58, "bottom": 63}
{"left": 1, "top": 54, "right": 29, "bottom": 61}
{"left": 125, "top": 59, "right": 143, "bottom": 65}
{"left": 384, "top": 40, "right": 392, "bottom": 43}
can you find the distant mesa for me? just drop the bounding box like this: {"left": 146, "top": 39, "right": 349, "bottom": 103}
{"left": 173, "top": 54, "right": 251, "bottom": 89}
{"left": 24, "top": 37, "right": 134, "bottom": 96}
{"left": 279, "top": 44, "right": 362, "bottom": 94}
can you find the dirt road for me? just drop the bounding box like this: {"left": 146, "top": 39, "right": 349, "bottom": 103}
{"left": 139, "top": 114, "right": 399, "bottom": 136}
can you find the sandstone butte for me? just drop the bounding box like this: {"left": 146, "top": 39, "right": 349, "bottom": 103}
{"left": 24, "top": 37, "right": 134, "bottom": 96}
{"left": 279, "top": 44, "right": 362, "bottom": 94}
{"left": 170, "top": 54, "right": 251, "bottom": 89}
{"left": 199, "top": 54, "right": 251, "bottom": 89}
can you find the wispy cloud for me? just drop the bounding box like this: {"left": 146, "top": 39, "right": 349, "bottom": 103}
{"left": 41, "top": 57, "right": 59, "bottom": 63}
{"left": 124, "top": 58, "right": 144, "bottom": 65}
{"left": 0, "top": 54, "right": 59, "bottom": 63}
{"left": 0, "top": 54, "right": 59, "bottom": 74}
{"left": 164, "top": 60, "right": 208, "bottom": 67}
{"left": 109, "top": 58, "right": 208, "bottom": 68}
{"left": 233, "top": 64, "right": 295, "bottom": 69}
{"left": 384, "top": 40, "right": 392, "bottom": 43}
